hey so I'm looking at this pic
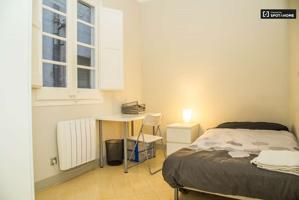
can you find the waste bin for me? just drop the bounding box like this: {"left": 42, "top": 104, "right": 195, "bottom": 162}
{"left": 105, "top": 139, "right": 124, "bottom": 166}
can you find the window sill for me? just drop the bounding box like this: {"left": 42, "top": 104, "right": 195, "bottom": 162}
{"left": 33, "top": 99, "right": 102, "bottom": 107}
{"left": 32, "top": 87, "right": 103, "bottom": 107}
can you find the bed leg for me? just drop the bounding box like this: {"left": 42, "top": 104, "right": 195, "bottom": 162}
{"left": 174, "top": 188, "right": 179, "bottom": 200}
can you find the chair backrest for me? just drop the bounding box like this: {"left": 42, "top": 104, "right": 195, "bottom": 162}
{"left": 143, "top": 113, "right": 162, "bottom": 127}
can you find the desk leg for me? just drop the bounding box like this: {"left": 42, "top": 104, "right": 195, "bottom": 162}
{"left": 131, "top": 121, "right": 134, "bottom": 136}
{"left": 99, "top": 120, "right": 103, "bottom": 168}
{"left": 123, "top": 121, "right": 129, "bottom": 173}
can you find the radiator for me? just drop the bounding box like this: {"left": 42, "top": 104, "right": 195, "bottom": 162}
{"left": 57, "top": 118, "right": 96, "bottom": 170}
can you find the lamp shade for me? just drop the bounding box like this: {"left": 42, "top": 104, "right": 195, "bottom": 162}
{"left": 182, "top": 109, "right": 192, "bottom": 122}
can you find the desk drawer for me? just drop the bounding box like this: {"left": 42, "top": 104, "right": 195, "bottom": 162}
{"left": 167, "top": 127, "right": 198, "bottom": 143}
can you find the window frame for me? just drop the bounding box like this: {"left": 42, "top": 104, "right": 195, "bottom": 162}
{"left": 34, "top": 0, "right": 102, "bottom": 105}
{"left": 42, "top": 2, "right": 69, "bottom": 89}
{"left": 76, "top": 0, "right": 97, "bottom": 90}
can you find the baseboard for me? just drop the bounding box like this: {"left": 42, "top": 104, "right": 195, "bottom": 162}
{"left": 35, "top": 159, "right": 100, "bottom": 192}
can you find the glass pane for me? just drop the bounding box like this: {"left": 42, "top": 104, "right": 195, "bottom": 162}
{"left": 43, "top": 9, "right": 66, "bottom": 37}
{"left": 78, "top": 1, "right": 93, "bottom": 24}
{"left": 77, "top": 22, "right": 94, "bottom": 45}
{"left": 43, "top": 63, "right": 66, "bottom": 87}
{"left": 43, "top": 35, "right": 66, "bottom": 62}
{"left": 43, "top": 0, "right": 66, "bottom": 13}
{"left": 77, "top": 68, "right": 95, "bottom": 89}
{"left": 77, "top": 45, "right": 94, "bottom": 66}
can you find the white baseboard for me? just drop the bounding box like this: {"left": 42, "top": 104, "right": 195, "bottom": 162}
{"left": 35, "top": 159, "right": 101, "bottom": 192}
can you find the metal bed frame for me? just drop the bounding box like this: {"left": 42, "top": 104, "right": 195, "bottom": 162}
{"left": 173, "top": 187, "right": 259, "bottom": 200}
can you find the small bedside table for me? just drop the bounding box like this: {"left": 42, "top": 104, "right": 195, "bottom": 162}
{"left": 166, "top": 122, "right": 200, "bottom": 156}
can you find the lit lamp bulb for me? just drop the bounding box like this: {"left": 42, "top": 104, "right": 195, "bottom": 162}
{"left": 182, "top": 109, "right": 192, "bottom": 123}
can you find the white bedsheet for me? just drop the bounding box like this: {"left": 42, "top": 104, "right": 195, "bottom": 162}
{"left": 190, "top": 128, "right": 299, "bottom": 158}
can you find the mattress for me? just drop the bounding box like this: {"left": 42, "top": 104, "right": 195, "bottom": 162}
{"left": 162, "top": 148, "right": 299, "bottom": 200}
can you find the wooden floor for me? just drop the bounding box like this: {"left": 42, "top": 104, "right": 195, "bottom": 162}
{"left": 36, "top": 152, "right": 230, "bottom": 200}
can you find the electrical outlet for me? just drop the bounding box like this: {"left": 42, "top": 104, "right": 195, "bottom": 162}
{"left": 50, "top": 157, "right": 58, "bottom": 166}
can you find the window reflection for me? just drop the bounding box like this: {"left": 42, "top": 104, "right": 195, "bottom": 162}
{"left": 43, "top": 9, "right": 66, "bottom": 37}
{"left": 77, "top": 45, "right": 94, "bottom": 66}
{"left": 43, "top": 0, "right": 67, "bottom": 13}
{"left": 77, "top": 68, "right": 95, "bottom": 89}
{"left": 78, "top": 1, "right": 93, "bottom": 23}
{"left": 43, "top": 63, "right": 66, "bottom": 87}
{"left": 77, "top": 22, "right": 94, "bottom": 45}
{"left": 43, "top": 36, "right": 66, "bottom": 62}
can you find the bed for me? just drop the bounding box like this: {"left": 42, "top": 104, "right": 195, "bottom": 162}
{"left": 162, "top": 122, "right": 299, "bottom": 200}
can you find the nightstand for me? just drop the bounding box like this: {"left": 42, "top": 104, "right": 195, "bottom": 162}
{"left": 166, "top": 122, "right": 200, "bottom": 156}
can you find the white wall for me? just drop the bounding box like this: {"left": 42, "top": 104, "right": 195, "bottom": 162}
{"left": 288, "top": 0, "right": 299, "bottom": 138}
{"left": 0, "top": 0, "right": 34, "bottom": 199}
{"left": 141, "top": 0, "right": 289, "bottom": 131}
{"left": 32, "top": 0, "right": 142, "bottom": 182}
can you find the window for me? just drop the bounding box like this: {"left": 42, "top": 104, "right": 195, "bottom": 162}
{"left": 34, "top": 0, "right": 124, "bottom": 105}
{"left": 42, "top": 0, "right": 67, "bottom": 88}
{"left": 37, "top": 0, "right": 99, "bottom": 104}
{"left": 77, "top": 1, "right": 95, "bottom": 89}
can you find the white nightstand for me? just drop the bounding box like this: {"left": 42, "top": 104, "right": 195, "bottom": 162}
{"left": 166, "top": 122, "right": 200, "bottom": 156}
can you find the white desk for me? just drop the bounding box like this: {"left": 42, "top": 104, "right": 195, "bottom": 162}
{"left": 95, "top": 114, "right": 146, "bottom": 173}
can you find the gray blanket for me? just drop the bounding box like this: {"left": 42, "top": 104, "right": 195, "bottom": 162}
{"left": 162, "top": 148, "right": 299, "bottom": 200}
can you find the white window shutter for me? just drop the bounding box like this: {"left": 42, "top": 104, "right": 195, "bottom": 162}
{"left": 100, "top": 8, "right": 124, "bottom": 90}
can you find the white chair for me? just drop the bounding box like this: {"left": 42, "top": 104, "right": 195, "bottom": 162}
{"left": 128, "top": 113, "right": 165, "bottom": 175}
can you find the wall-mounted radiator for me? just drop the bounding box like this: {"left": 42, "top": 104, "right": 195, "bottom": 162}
{"left": 57, "top": 118, "right": 96, "bottom": 170}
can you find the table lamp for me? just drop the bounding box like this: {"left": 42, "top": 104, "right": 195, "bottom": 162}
{"left": 182, "top": 108, "right": 192, "bottom": 123}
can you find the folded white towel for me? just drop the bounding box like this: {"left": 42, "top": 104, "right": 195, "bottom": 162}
{"left": 251, "top": 150, "right": 299, "bottom": 176}
{"left": 252, "top": 150, "right": 299, "bottom": 167}
{"left": 228, "top": 151, "right": 250, "bottom": 158}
